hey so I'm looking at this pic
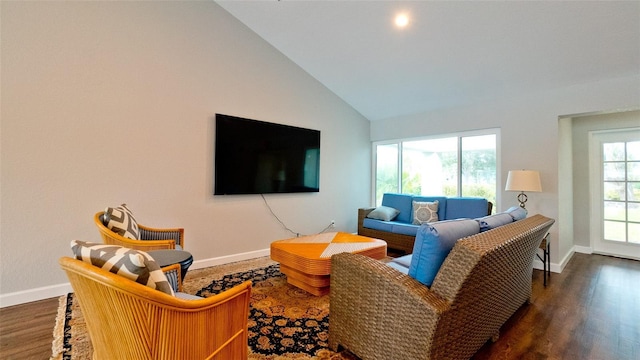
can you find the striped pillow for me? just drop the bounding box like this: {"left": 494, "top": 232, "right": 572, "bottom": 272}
{"left": 70, "top": 240, "right": 174, "bottom": 295}
{"left": 104, "top": 204, "right": 140, "bottom": 240}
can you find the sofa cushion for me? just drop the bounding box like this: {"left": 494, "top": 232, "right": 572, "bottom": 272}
{"left": 104, "top": 204, "right": 140, "bottom": 240}
{"left": 444, "top": 197, "right": 489, "bottom": 219}
{"left": 175, "top": 292, "right": 204, "bottom": 300}
{"left": 362, "top": 218, "right": 395, "bottom": 232}
{"left": 505, "top": 206, "right": 528, "bottom": 221}
{"left": 412, "top": 200, "right": 439, "bottom": 225}
{"left": 476, "top": 213, "right": 514, "bottom": 232}
{"left": 387, "top": 261, "right": 410, "bottom": 275}
{"left": 381, "top": 193, "right": 414, "bottom": 224}
{"left": 408, "top": 219, "right": 480, "bottom": 286}
{"left": 392, "top": 254, "right": 413, "bottom": 268}
{"left": 367, "top": 205, "right": 401, "bottom": 221}
{"left": 70, "top": 240, "right": 174, "bottom": 296}
{"left": 390, "top": 222, "right": 420, "bottom": 236}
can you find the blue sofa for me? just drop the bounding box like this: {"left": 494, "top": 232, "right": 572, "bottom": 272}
{"left": 358, "top": 193, "right": 493, "bottom": 254}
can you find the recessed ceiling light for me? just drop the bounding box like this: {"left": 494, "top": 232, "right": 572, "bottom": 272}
{"left": 395, "top": 14, "right": 409, "bottom": 28}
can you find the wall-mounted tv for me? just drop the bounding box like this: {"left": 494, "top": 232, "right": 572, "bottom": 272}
{"left": 214, "top": 114, "right": 320, "bottom": 195}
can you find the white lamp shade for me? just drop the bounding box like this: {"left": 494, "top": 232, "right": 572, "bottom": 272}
{"left": 505, "top": 170, "right": 542, "bottom": 192}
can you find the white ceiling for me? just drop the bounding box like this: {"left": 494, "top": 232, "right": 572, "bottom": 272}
{"left": 216, "top": 1, "right": 640, "bottom": 121}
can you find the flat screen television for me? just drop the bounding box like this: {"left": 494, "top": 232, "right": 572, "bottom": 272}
{"left": 214, "top": 114, "right": 320, "bottom": 195}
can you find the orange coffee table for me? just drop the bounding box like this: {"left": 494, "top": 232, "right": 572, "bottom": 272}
{"left": 270, "top": 232, "right": 387, "bottom": 296}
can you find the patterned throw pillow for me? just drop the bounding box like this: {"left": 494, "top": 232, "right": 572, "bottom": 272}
{"left": 412, "top": 200, "right": 439, "bottom": 225}
{"left": 70, "top": 240, "right": 174, "bottom": 295}
{"left": 104, "top": 204, "right": 140, "bottom": 240}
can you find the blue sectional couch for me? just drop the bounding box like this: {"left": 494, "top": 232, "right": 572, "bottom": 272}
{"left": 358, "top": 193, "right": 493, "bottom": 253}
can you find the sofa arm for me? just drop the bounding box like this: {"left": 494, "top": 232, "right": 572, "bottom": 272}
{"left": 357, "top": 207, "right": 375, "bottom": 234}
{"left": 329, "top": 253, "right": 451, "bottom": 360}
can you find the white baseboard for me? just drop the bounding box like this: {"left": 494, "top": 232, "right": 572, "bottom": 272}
{"left": 190, "top": 248, "right": 271, "bottom": 270}
{"left": 532, "top": 258, "right": 562, "bottom": 274}
{"left": 531, "top": 245, "right": 592, "bottom": 277}
{"left": 573, "top": 245, "right": 593, "bottom": 254}
{"left": 0, "top": 248, "right": 271, "bottom": 308}
{"left": 0, "top": 283, "right": 73, "bottom": 308}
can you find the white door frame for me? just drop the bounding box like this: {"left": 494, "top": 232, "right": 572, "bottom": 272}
{"left": 589, "top": 128, "right": 640, "bottom": 260}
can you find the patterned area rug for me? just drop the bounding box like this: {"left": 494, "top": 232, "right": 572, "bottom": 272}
{"left": 50, "top": 257, "right": 359, "bottom": 360}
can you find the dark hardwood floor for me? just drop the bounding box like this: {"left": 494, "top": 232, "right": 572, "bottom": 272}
{"left": 0, "top": 297, "right": 59, "bottom": 360}
{"left": 1, "top": 253, "right": 639, "bottom": 359}
{"left": 474, "top": 253, "right": 640, "bottom": 360}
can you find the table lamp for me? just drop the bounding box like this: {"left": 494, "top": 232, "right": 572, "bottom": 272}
{"left": 505, "top": 170, "right": 542, "bottom": 208}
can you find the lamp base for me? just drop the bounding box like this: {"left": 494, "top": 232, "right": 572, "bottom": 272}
{"left": 517, "top": 192, "right": 528, "bottom": 208}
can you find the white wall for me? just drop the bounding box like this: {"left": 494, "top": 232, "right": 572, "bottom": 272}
{"left": 0, "top": 2, "right": 371, "bottom": 306}
{"left": 371, "top": 75, "right": 640, "bottom": 270}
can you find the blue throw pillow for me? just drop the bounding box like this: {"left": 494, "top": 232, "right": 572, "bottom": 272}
{"left": 475, "top": 213, "right": 514, "bottom": 232}
{"left": 366, "top": 205, "right": 400, "bottom": 221}
{"left": 408, "top": 219, "right": 480, "bottom": 286}
{"left": 505, "top": 206, "right": 528, "bottom": 221}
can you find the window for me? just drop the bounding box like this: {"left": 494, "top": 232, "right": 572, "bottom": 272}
{"left": 602, "top": 140, "right": 640, "bottom": 243}
{"left": 373, "top": 130, "right": 498, "bottom": 207}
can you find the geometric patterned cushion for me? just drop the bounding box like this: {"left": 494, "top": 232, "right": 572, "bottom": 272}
{"left": 412, "top": 200, "right": 439, "bottom": 225}
{"left": 70, "top": 240, "right": 174, "bottom": 296}
{"left": 104, "top": 204, "right": 139, "bottom": 240}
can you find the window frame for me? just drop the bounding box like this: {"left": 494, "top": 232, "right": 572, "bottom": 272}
{"left": 371, "top": 128, "right": 501, "bottom": 207}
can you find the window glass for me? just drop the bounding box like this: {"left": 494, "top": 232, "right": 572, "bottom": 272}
{"left": 375, "top": 143, "right": 399, "bottom": 205}
{"left": 374, "top": 130, "right": 497, "bottom": 208}
{"left": 461, "top": 134, "right": 497, "bottom": 205}
{"left": 401, "top": 137, "right": 457, "bottom": 196}
{"left": 601, "top": 137, "right": 640, "bottom": 243}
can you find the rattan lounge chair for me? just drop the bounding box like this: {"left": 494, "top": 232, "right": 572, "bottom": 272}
{"left": 59, "top": 256, "right": 252, "bottom": 360}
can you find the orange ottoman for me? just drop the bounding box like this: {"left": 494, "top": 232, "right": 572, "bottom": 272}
{"left": 270, "top": 232, "right": 387, "bottom": 296}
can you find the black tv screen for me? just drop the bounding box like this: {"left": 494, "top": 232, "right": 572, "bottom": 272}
{"left": 214, "top": 114, "right": 320, "bottom": 195}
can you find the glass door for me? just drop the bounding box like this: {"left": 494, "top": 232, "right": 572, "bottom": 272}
{"left": 590, "top": 129, "right": 640, "bottom": 258}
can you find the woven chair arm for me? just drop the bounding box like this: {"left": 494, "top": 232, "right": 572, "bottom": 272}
{"left": 162, "top": 263, "right": 182, "bottom": 292}
{"left": 143, "top": 280, "right": 253, "bottom": 359}
{"left": 329, "top": 252, "right": 450, "bottom": 360}
{"left": 138, "top": 224, "right": 184, "bottom": 248}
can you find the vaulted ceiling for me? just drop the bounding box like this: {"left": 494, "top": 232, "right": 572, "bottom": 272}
{"left": 217, "top": 1, "right": 640, "bottom": 122}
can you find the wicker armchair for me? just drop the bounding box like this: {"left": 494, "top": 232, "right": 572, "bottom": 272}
{"left": 95, "top": 211, "right": 184, "bottom": 251}
{"left": 59, "top": 256, "right": 252, "bottom": 360}
{"left": 330, "top": 214, "right": 555, "bottom": 360}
